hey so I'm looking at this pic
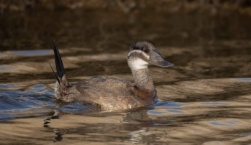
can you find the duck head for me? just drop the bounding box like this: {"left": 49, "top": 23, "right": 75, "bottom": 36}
{"left": 128, "top": 41, "right": 174, "bottom": 70}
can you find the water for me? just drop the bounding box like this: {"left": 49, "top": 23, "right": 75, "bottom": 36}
{"left": 1, "top": 2, "right": 251, "bottom": 144}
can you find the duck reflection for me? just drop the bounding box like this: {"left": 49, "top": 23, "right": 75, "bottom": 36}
{"left": 43, "top": 106, "right": 161, "bottom": 143}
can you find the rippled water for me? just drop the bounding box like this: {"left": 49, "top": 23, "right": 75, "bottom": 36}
{"left": 1, "top": 47, "right": 250, "bottom": 144}
{"left": 1, "top": 4, "right": 251, "bottom": 144}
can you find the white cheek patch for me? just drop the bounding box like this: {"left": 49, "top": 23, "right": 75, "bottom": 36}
{"left": 128, "top": 50, "right": 150, "bottom": 70}
{"left": 129, "top": 58, "right": 148, "bottom": 70}
{"left": 128, "top": 50, "right": 150, "bottom": 59}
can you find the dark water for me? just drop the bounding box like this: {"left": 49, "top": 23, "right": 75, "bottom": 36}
{"left": 1, "top": 4, "right": 251, "bottom": 144}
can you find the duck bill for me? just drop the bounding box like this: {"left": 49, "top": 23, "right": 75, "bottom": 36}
{"left": 150, "top": 50, "right": 174, "bottom": 68}
{"left": 150, "top": 59, "right": 174, "bottom": 68}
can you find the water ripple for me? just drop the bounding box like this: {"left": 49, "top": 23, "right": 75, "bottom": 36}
{"left": 0, "top": 65, "right": 15, "bottom": 72}
{"left": 209, "top": 119, "right": 240, "bottom": 127}
{"left": 10, "top": 50, "right": 52, "bottom": 56}
{"left": 0, "top": 83, "right": 54, "bottom": 120}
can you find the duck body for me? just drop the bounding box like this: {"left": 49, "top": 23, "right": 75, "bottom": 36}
{"left": 53, "top": 41, "right": 173, "bottom": 111}
{"left": 55, "top": 76, "right": 156, "bottom": 111}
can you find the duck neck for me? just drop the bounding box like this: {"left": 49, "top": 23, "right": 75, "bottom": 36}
{"left": 130, "top": 67, "right": 155, "bottom": 92}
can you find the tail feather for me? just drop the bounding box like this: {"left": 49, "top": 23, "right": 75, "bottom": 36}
{"left": 52, "top": 43, "right": 70, "bottom": 87}
{"left": 52, "top": 43, "right": 71, "bottom": 101}
{"left": 53, "top": 43, "right": 65, "bottom": 81}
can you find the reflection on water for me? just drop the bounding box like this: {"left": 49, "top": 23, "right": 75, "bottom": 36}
{"left": 209, "top": 119, "right": 240, "bottom": 127}
{"left": 0, "top": 53, "right": 5, "bottom": 58}
{"left": 0, "top": 83, "right": 54, "bottom": 120}
{"left": 10, "top": 50, "right": 52, "bottom": 56}
{"left": 0, "top": 65, "right": 15, "bottom": 72}
{"left": 0, "top": 77, "right": 250, "bottom": 144}
{"left": 237, "top": 78, "right": 251, "bottom": 82}
{"left": 0, "top": 3, "right": 251, "bottom": 144}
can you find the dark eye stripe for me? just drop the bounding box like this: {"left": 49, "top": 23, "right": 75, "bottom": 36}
{"left": 131, "top": 45, "right": 149, "bottom": 53}
{"left": 134, "top": 46, "right": 139, "bottom": 50}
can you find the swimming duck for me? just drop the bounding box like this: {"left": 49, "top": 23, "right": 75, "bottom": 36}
{"left": 53, "top": 41, "right": 173, "bottom": 111}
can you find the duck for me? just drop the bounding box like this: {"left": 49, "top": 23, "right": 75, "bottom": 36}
{"left": 53, "top": 41, "right": 174, "bottom": 111}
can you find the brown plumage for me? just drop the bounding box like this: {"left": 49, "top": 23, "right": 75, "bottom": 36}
{"left": 53, "top": 41, "right": 173, "bottom": 111}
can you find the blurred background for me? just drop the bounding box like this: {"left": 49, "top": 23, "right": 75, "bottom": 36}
{"left": 1, "top": 0, "right": 251, "bottom": 49}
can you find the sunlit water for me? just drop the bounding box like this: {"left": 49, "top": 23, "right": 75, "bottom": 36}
{"left": 1, "top": 4, "right": 251, "bottom": 144}
{"left": 1, "top": 47, "right": 251, "bottom": 144}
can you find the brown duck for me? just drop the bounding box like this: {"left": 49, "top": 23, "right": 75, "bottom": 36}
{"left": 53, "top": 41, "right": 173, "bottom": 111}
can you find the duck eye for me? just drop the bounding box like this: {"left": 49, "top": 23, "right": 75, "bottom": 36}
{"left": 133, "top": 46, "right": 139, "bottom": 50}
{"left": 141, "top": 47, "right": 149, "bottom": 53}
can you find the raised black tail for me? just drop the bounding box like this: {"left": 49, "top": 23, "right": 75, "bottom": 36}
{"left": 53, "top": 43, "right": 65, "bottom": 79}
{"left": 52, "top": 43, "right": 71, "bottom": 100}
{"left": 53, "top": 43, "right": 66, "bottom": 83}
